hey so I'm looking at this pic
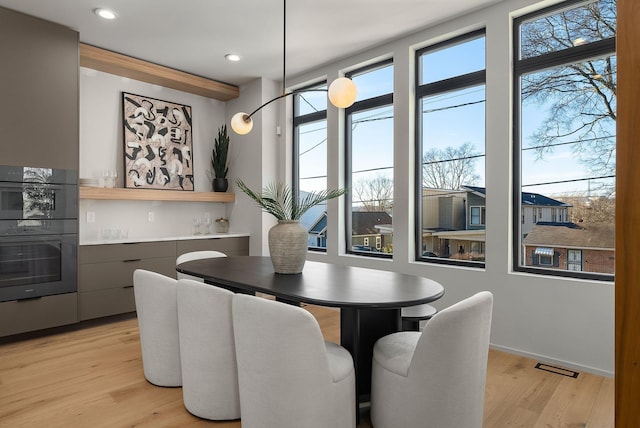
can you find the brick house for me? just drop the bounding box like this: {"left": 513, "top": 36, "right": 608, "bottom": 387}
{"left": 522, "top": 222, "right": 614, "bottom": 274}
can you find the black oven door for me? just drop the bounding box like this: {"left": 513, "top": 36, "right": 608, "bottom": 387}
{"left": 0, "top": 234, "right": 77, "bottom": 302}
{"left": 0, "top": 181, "right": 77, "bottom": 221}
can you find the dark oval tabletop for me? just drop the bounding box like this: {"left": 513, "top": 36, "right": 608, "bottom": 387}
{"left": 176, "top": 256, "right": 444, "bottom": 309}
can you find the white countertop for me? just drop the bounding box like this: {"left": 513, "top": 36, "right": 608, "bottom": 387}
{"left": 80, "top": 232, "right": 250, "bottom": 246}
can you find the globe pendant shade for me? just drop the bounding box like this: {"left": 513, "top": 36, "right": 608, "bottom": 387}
{"left": 231, "top": 112, "right": 253, "bottom": 135}
{"left": 328, "top": 77, "right": 357, "bottom": 108}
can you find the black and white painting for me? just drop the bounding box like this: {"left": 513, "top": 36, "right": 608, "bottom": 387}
{"left": 123, "top": 93, "right": 194, "bottom": 190}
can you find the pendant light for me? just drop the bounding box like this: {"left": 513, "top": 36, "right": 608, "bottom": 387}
{"left": 230, "top": 0, "right": 357, "bottom": 135}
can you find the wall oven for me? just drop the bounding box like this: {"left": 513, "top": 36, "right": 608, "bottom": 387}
{"left": 0, "top": 166, "right": 78, "bottom": 302}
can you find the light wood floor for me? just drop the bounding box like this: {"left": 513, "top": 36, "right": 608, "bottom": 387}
{"left": 0, "top": 304, "right": 613, "bottom": 428}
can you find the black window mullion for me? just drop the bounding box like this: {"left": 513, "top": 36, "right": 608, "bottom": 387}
{"left": 515, "top": 38, "right": 616, "bottom": 75}
{"left": 346, "top": 93, "right": 393, "bottom": 116}
{"left": 293, "top": 110, "right": 326, "bottom": 127}
{"left": 416, "top": 70, "right": 486, "bottom": 98}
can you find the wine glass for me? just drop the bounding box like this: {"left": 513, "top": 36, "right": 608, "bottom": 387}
{"left": 109, "top": 170, "right": 118, "bottom": 188}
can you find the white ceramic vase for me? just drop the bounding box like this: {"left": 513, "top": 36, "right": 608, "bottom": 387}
{"left": 268, "top": 220, "right": 308, "bottom": 274}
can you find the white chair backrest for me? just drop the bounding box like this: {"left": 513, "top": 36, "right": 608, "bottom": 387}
{"left": 176, "top": 250, "right": 226, "bottom": 281}
{"left": 410, "top": 291, "right": 493, "bottom": 422}
{"left": 132, "top": 269, "right": 181, "bottom": 386}
{"left": 232, "top": 294, "right": 353, "bottom": 428}
{"left": 232, "top": 294, "right": 331, "bottom": 385}
{"left": 177, "top": 279, "right": 240, "bottom": 420}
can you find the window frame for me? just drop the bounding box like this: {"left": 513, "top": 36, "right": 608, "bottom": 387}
{"left": 470, "top": 206, "right": 486, "bottom": 226}
{"left": 512, "top": 0, "right": 616, "bottom": 281}
{"left": 344, "top": 59, "right": 394, "bottom": 259}
{"left": 414, "top": 29, "right": 487, "bottom": 267}
{"left": 292, "top": 81, "right": 328, "bottom": 252}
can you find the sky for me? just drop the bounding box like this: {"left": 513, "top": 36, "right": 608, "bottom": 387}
{"left": 297, "top": 33, "right": 616, "bottom": 202}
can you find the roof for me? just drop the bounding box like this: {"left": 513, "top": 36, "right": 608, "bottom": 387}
{"left": 308, "top": 212, "right": 327, "bottom": 234}
{"left": 352, "top": 211, "right": 393, "bottom": 236}
{"left": 523, "top": 222, "right": 614, "bottom": 250}
{"left": 461, "top": 185, "right": 571, "bottom": 207}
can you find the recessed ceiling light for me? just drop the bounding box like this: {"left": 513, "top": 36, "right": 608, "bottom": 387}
{"left": 94, "top": 8, "right": 117, "bottom": 20}
{"left": 225, "top": 54, "right": 241, "bottom": 62}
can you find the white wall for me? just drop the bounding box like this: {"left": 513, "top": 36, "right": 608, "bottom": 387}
{"left": 224, "top": 77, "right": 281, "bottom": 256}
{"left": 79, "top": 68, "right": 229, "bottom": 241}
{"left": 236, "top": 0, "right": 613, "bottom": 376}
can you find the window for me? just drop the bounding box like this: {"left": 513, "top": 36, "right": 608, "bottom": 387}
{"left": 293, "top": 83, "right": 328, "bottom": 251}
{"left": 416, "top": 31, "right": 486, "bottom": 265}
{"left": 345, "top": 61, "right": 394, "bottom": 257}
{"left": 470, "top": 206, "right": 486, "bottom": 226}
{"left": 514, "top": 0, "right": 616, "bottom": 279}
{"left": 539, "top": 254, "right": 553, "bottom": 266}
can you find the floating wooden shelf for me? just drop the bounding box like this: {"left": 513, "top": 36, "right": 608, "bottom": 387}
{"left": 80, "top": 187, "right": 235, "bottom": 203}
{"left": 79, "top": 43, "right": 239, "bottom": 101}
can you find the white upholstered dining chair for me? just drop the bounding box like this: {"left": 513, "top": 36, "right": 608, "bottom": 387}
{"left": 176, "top": 279, "right": 240, "bottom": 420}
{"left": 370, "top": 291, "right": 493, "bottom": 428}
{"left": 176, "top": 250, "right": 226, "bottom": 281}
{"left": 232, "top": 294, "right": 356, "bottom": 428}
{"left": 132, "top": 269, "right": 181, "bottom": 387}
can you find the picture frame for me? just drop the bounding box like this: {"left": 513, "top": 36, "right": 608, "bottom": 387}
{"left": 122, "top": 92, "right": 194, "bottom": 190}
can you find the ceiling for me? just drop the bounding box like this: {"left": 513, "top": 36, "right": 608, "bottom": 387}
{"left": 0, "top": 0, "right": 503, "bottom": 88}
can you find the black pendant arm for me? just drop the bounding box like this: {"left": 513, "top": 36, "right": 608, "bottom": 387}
{"left": 245, "top": 89, "right": 329, "bottom": 121}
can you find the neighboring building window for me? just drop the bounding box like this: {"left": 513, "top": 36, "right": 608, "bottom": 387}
{"left": 514, "top": 0, "right": 616, "bottom": 279}
{"left": 416, "top": 31, "right": 486, "bottom": 265}
{"left": 293, "top": 83, "right": 328, "bottom": 251}
{"left": 470, "top": 241, "right": 483, "bottom": 255}
{"left": 345, "top": 61, "right": 394, "bottom": 257}
{"left": 470, "top": 206, "right": 486, "bottom": 225}
{"left": 539, "top": 254, "right": 553, "bottom": 266}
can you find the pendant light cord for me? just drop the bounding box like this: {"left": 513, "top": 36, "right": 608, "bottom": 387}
{"left": 283, "top": 0, "right": 286, "bottom": 96}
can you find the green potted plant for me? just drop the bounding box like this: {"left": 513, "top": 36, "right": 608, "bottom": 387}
{"left": 236, "top": 179, "right": 346, "bottom": 274}
{"left": 211, "top": 125, "right": 230, "bottom": 192}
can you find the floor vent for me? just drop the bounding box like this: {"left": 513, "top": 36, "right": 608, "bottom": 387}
{"left": 534, "top": 362, "right": 579, "bottom": 378}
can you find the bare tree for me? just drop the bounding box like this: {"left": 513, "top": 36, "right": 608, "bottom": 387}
{"left": 558, "top": 194, "right": 616, "bottom": 224}
{"left": 521, "top": 0, "right": 616, "bottom": 184}
{"left": 354, "top": 175, "right": 393, "bottom": 212}
{"left": 422, "top": 142, "right": 481, "bottom": 190}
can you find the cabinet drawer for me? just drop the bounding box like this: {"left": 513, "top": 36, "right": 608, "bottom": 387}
{"left": 78, "top": 288, "right": 136, "bottom": 321}
{"left": 79, "top": 241, "right": 176, "bottom": 264}
{"left": 0, "top": 293, "right": 77, "bottom": 337}
{"left": 79, "top": 257, "right": 176, "bottom": 292}
{"left": 176, "top": 237, "right": 249, "bottom": 257}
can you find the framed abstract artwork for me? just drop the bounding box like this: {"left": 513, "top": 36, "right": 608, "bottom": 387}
{"left": 122, "top": 92, "right": 194, "bottom": 190}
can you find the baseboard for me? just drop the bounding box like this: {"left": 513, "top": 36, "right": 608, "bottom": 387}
{"left": 490, "top": 343, "right": 614, "bottom": 378}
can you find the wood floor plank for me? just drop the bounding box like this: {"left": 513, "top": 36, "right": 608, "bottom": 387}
{"left": 533, "top": 371, "right": 605, "bottom": 428}
{"left": 0, "top": 307, "right": 613, "bottom": 428}
{"left": 586, "top": 377, "right": 615, "bottom": 428}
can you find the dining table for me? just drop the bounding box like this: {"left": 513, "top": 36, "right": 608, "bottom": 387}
{"left": 176, "top": 256, "right": 445, "bottom": 416}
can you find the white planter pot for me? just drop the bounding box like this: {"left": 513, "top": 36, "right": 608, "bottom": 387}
{"left": 268, "top": 220, "right": 307, "bottom": 274}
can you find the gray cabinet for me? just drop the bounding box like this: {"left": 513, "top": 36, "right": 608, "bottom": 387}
{"left": 78, "top": 242, "right": 175, "bottom": 320}
{"left": 0, "top": 293, "right": 78, "bottom": 337}
{"left": 79, "top": 236, "right": 249, "bottom": 320}
{"left": 0, "top": 7, "right": 79, "bottom": 170}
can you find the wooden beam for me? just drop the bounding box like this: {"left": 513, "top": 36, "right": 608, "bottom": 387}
{"left": 616, "top": 0, "right": 640, "bottom": 426}
{"left": 79, "top": 43, "right": 239, "bottom": 101}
